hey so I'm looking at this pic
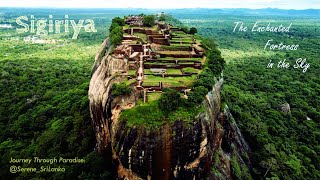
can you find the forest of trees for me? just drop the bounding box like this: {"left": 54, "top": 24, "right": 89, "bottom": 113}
{"left": 143, "top": 15, "right": 155, "bottom": 27}
{"left": 109, "top": 17, "right": 125, "bottom": 46}
{"left": 174, "top": 13, "right": 320, "bottom": 179}
{"left": 0, "top": 10, "right": 116, "bottom": 179}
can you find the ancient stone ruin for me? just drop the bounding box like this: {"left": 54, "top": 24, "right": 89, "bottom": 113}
{"left": 111, "top": 15, "right": 206, "bottom": 103}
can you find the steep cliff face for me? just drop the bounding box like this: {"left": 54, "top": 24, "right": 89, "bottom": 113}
{"left": 89, "top": 38, "right": 252, "bottom": 179}
{"left": 88, "top": 38, "right": 128, "bottom": 153}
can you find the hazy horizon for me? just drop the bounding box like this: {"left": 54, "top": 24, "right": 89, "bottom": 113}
{"left": 1, "top": 7, "right": 320, "bottom": 10}
{"left": 1, "top": 0, "right": 319, "bottom": 10}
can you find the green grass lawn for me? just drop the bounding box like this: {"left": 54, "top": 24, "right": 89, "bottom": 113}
{"left": 145, "top": 62, "right": 175, "bottom": 65}
{"left": 170, "top": 42, "right": 192, "bottom": 45}
{"left": 181, "top": 67, "right": 200, "bottom": 74}
{"left": 126, "top": 79, "right": 136, "bottom": 86}
{"left": 147, "top": 92, "right": 162, "bottom": 102}
{"left": 158, "top": 57, "right": 202, "bottom": 61}
{"left": 172, "top": 33, "right": 192, "bottom": 38}
{"left": 170, "top": 40, "right": 193, "bottom": 43}
{"left": 172, "top": 37, "right": 192, "bottom": 40}
{"left": 178, "top": 62, "right": 197, "bottom": 65}
{"left": 161, "top": 45, "right": 190, "bottom": 51}
{"left": 170, "top": 43, "right": 192, "bottom": 46}
{"left": 142, "top": 81, "right": 160, "bottom": 86}
{"left": 144, "top": 25, "right": 158, "bottom": 31}
{"left": 128, "top": 70, "right": 136, "bottom": 76}
{"left": 173, "top": 31, "right": 187, "bottom": 34}
{"left": 155, "top": 58, "right": 201, "bottom": 62}
{"left": 143, "top": 75, "right": 196, "bottom": 87}
{"left": 166, "top": 69, "right": 182, "bottom": 74}
{"left": 144, "top": 69, "right": 153, "bottom": 74}
{"left": 134, "top": 32, "right": 148, "bottom": 42}
{"left": 158, "top": 51, "right": 191, "bottom": 55}
{"left": 144, "top": 69, "right": 182, "bottom": 75}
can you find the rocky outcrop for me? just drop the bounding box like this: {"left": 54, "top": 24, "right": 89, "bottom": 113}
{"left": 88, "top": 38, "right": 127, "bottom": 153}
{"left": 89, "top": 38, "right": 252, "bottom": 179}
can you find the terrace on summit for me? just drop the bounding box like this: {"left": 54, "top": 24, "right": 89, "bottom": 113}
{"left": 110, "top": 15, "right": 206, "bottom": 103}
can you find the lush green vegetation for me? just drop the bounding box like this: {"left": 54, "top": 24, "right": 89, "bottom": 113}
{"left": 109, "top": 17, "right": 125, "bottom": 45}
{"left": 159, "top": 14, "right": 166, "bottom": 21}
{"left": 144, "top": 69, "right": 182, "bottom": 75}
{"left": 158, "top": 88, "right": 182, "bottom": 112}
{"left": 206, "top": 43, "right": 226, "bottom": 77}
{"left": 143, "top": 75, "right": 197, "bottom": 87}
{"left": 161, "top": 45, "right": 190, "bottom": 51}
{"left": 187, "top": 86, "right": 209, "bottom": 107}
{"left": 165, "top": 69, "right": 183, "bottom": 74}
{"left": 111, "top": 82, "right": 132, "bottom": 96}
{"left": 158, "top": 57, "right": 201, "bottom": 61}
{"left": 112, "top": 17, "right": 125, "bottom": 26}
{"left": 176, "top": 11, "right": 320, "bottom": 179}
{"left": 0, "top": 9, "right": 118, "bottom": 179}
{"left": 182, "top": 67, "right": 199, "bottom": 74}
{"left": 134, "top": 32, "right": 147, "bottom": 42}
{"left": 143, "top": 15, "right": 155, "bottom": 27}
{"left": 189, "top": 27, "right": 197, "bottom": 35}
{"left": 120, "top": 96, "right": 205, "bottom": 129}
{"left": 120, "top": 85, "right": 208, "bottom": 129}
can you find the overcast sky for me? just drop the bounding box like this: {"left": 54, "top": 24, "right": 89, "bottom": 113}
{"left": 1, "top": 0, "right": 319, "bottom": 9}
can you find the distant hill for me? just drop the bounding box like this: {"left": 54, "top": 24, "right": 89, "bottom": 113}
{"left": 0, "top": 8, "right": 319, "bottom": 17}
{"left": 165, "top": 8, "right": 320, "bottom": 17}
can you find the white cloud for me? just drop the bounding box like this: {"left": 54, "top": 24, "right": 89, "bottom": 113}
{"left": 0, "top": 0, "right": 319, "bottom": 9}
